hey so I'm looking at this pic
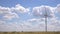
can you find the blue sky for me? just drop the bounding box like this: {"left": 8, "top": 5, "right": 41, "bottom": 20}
{"left": 0, "top": 0, "right": 60, "bottom": 7}
{"left": 0, "top": 0, "right": 60, "bottom": 31}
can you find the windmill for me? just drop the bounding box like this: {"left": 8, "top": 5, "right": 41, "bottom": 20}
{"left": 33, "top": 6, "right": 53, "bottom": 32}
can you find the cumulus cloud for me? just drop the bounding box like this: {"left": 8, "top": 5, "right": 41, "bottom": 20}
{"left": 11, "top": 4, "right": 30, "bottom": 13}
{"left": 0, "top": 4, "right": 30, "bottom": 32}
{"left": 0, "top": 18, "right": 60, "bottom": 32}
{"left": 3, "top": 13, "right": 19, "bottom": 20}
{"left": 28, "top": 4, "right": 60, "bottom": 31}
{"left": 0, "top": 18, "right": 45, "bottom": 32}
{"left": 0, "top": 4, "right": 60, "bottom": 32}
{"left": 16, "top": 18, "right": 45, "bottom": 31}
{"left": 0, "top": 6, "right": 11, "bottom": 14}
{"left": 0, "top": 20, "right": 5, "bottom": 25}
{"left": 0, "top": 4, "right": 30, "bottom": 20}
{"left": 47, "top": 18, "right": 60, "bottom": 31}
{"left": 56, "top": 4, "right": 60, "bottom": 12}
{"left": 32, "top": 5, "right": 55, "bottom": 18}
{"left": 0, "top": 6, "right": 19, "bottom": 20}
{"left": 0, "top": 20, "right": 17, "bottom": 32}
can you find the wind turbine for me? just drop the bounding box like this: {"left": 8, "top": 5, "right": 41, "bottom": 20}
{"left": 33, "top": 6, "right": 53, "bottom": 32}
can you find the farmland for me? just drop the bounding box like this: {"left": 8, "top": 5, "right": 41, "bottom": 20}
{"left": 0, "top": 32, "right": 60, "bottom": 34}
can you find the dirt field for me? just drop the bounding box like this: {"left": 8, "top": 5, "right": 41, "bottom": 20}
{"left": 0, "top": 32, "right": 60, "bottom": 34}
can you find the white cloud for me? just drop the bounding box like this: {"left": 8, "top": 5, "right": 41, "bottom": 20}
{"left": 0, "top": 20, "right": 6, "bottom": 25}
{"left": 0, "top": 4, "right": 60, "bottom": 32}
{"left": 0, "top": 6, "right": 19, "bottom": 20}
{"left": 56, "top": 4, "right": 60, "bottom": 12}
{"left": 0, "top": 20, "right": 17, "bottom": 32}
{"left": 0, "top": 4, "right": 30, "bottom": 31}
{"left": 0, "top": 18, "right": 60, "bottom": 32}
{"left": 27, "top": 4, "right": 60, "bottom": 31}
{"left": 11, "top": 4, "right": 30, "bottom": 13}
{"left": 3, "top": 13, "right": 19, "bottom": 20}
{"left": 47, "top": 18, "right": 60, "bottom": 31}
{"left": 19, "top": 18, "right": 45, "bottom": 31}
{"left": 32, "top": 5, "right": 55, "bottom": 18}
{"left": 0, "top": 6, "right": 11, "bottom": 14}
{"left": 0, "top": 4, "right": 30, "bottom": 20}
{"left": 0, "top": 18, "right": 45, "bottom": 32}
